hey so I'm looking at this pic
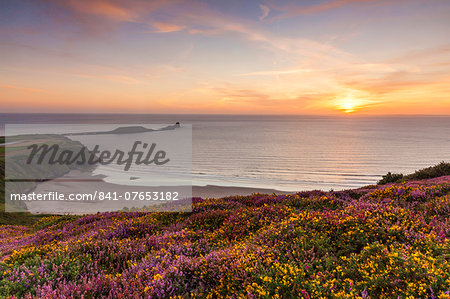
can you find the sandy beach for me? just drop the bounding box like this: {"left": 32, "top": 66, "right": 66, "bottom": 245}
{"left": 23, "top": 170, "right": 293, "bottom": 214}
{"left": 33, "top": 170, "right": 292, "bottom": 198}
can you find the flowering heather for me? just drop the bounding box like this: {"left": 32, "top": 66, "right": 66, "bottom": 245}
{"left": 0, "top": 177, "right": 449, "bottom": 298}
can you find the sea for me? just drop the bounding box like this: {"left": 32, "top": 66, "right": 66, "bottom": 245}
{"left": 1, "top": 114, "right": 450, "bottom": 192}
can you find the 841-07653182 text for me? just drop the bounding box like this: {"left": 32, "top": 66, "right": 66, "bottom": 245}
{"left": 9, "top": 191, "right": 180, "bottom": 201}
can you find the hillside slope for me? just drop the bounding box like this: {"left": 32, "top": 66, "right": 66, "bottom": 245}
{"left": 0, "top": 177, "right": 449, "bottom": 298}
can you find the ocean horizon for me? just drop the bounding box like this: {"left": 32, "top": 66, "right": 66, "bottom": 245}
{"left": 2, "top": 113, "right": 449, "bottom": 192}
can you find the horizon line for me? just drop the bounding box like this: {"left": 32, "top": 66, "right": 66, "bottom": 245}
{"left": 1, "top": 112, "right": 450, "bottom": 117}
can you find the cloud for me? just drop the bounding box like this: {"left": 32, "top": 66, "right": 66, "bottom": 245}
{"left": 200, "top": 83, "right": 332, "bottom": 112}
{"left": 66, "top": 0, "right": 134, "bottom": 21}
{"left": 144, "top": 64, "right": 186, "bottom": 79}
{"left": 346, "top": 72, "right": 449, "bottom": 95}
{"left": 38, "top": 0, "right": 352, "bottom": 65}
{"left": 73, "top": 74, "right": 144, "bottom": 84}
{"left": 39, "top": 0, "right": 177, "bottom": 36}
{"left": 387, "top": 44, "right": 450, "bottom": 64}
{"left": 58, "top": 0, "right": 176, "bottom": 21}
{"left": 151, "top": 21, "right": 185, "bottom": 33}
{"left": 266, "top": 0, "right": 378, "bottom": 20}
{"left": 236, "top": 68, "right": 312, "bottom": 76}
{"left": 259, "top": 4, "right": 270, "bottom": 20}
{"left": 174, "top": 4, "right": 351, "bottom": 64}
{"left": 1, "top": 85, "right": 53, "bottom": 94}
{"left": 213, "top": 87, "right": 271, "bottom": 100}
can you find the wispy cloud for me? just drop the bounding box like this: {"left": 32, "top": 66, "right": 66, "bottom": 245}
{"left": 144, "top": 64, "right": 186, "bottom": 79}
{"left": 41, "top": 0, "right": 177, "bottom": 35}
{"left": 387, "top": 44, "right": 450, "bottom": 64}
{"left": 1, "top": 85, "right": 53, "bottom": 94}
{"left": 65, "top": 0, "right": 134, "bottom": 21}
{"left": 73, "top": 74, "right": 144, "bottom": 84}
{"left": 258, "top": 4, "right": 270, "bottom": 21}
{"left": 213, "top": 87, "right": 270, "bottom": 100}
{"left": 173, "top": 5, "right": 352, "bottom": 65}
{"left": 39, "top": 0, "right": 351, "bottom": 64}
{"left": 151, "top": 21, "right": 185, "bottom": 33}
{"left": 204, "top": 84, "right": 335, "bottom": 114}
{"left": 236, "top": 69, "right": 312, "bottom": 76}
{"left": 56, "top": 0, "right": 175, "bottom": 21}
{"left": 266, "top": 0, "right": 378, "bottom": 20}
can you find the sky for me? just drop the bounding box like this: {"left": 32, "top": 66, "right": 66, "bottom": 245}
{"left": 0, "top": 0, "right": 449, "bottom": 115}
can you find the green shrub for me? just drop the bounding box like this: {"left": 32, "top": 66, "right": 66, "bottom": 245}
{"left": 406, "top": 161, "right": 450, "bottom": 180}
{"left": 378, "top": 161, "right": 450, "bottom": 185}
{"left": 377, "top": 172, "right": 403, "bottom": 185}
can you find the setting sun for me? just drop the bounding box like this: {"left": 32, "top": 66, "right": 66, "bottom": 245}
{"left": 340, "top": 101, "right": 357, "bottom": 113}
{"left": 332, "top": 88, "right": 377, "bottom": 114}
{"left": 334, "top": 94, "right": 363, "bottom": 114}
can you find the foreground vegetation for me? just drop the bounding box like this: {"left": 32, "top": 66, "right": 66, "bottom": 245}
{"left": 0, "top": 175, "right": 449, "bottom": 298}
{"left": 378, "top": 161, "right": 450, "bottom": 185}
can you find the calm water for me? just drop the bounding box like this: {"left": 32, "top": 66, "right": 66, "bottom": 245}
{"left": 1, "top": 114, "right": 450, "bottom": 191}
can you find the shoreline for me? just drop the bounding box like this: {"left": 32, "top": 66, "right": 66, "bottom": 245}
{"left": 33, "top": 170, "right": 294, "bottom": 198}
{"left": 192, "top": 184, "right": 294, "bottom": 198}
{"left": 21, "top": 170, "right": 294, "bottom": 214}
{"left": 11, "top": 169, "right": 450, "bottom": 215}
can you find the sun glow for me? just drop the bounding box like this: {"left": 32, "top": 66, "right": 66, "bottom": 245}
{"left": 334, "top": 90, "right": 372, "bottom": 114}
{"left": 340, "top": 101, "right": 357, "bottom": 113}
{"left": 335, "top": 96, "right": 361, "bottom": 114}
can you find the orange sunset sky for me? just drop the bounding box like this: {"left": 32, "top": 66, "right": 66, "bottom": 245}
{"left": 1, "top": 0, "right": 449, "bottom": 115}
